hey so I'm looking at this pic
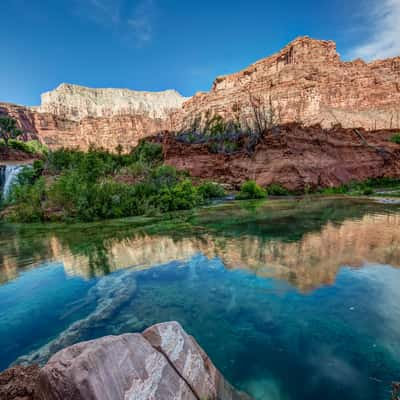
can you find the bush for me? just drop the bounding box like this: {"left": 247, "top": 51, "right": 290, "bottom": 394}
{"left": 4, "top": 146, "right": 216, "bottom": 222}
{"left": 197, "top": 181, "right": 225, "bottom": 199}
{"left": 156, "top": 179, "right": 202, "bottom": 212}
{"left": 151, "top": 165, "right": 179, "bottom": 187}
{"left": 362, "top": 187, "right": 374, "bottom": 195}
{"left": 266, "top": 183, "right": 290, "bottom": 196}
{"left": 7, "top": 178, "right": 46, "bottom": 222}
{"left": 390, "top": 134, "right": 400, "bottom": 144}
{"left": 237, "top": 180, "right": 267, "bottom": 200}
{"left": 130, "top": 141, "right": 163, "bottom": 165}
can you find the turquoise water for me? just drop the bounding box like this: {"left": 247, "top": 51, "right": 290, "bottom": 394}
{"left": 0, "top": 198, "right": 400, "bottom": 399}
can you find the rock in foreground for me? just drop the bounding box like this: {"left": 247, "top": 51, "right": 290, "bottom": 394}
{"left": 1, "top": 322, "right": 251, "bottom": 400}
{"left": 0, "top": 365, "right": 40, "bottom": 400}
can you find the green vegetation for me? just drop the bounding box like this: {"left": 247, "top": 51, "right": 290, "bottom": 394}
{"left": 266, "top": 183, "right": 290, "bottom": 196}
{"left": 197, "top": 181, "right": 226, "bottom": 199}
{"left": 237, "top": 180, "right": 267, "bottom": 200}
{"left": 319, "top": 177, "right": 400, "bottom": 196}
{"left": 390, "top": 133, "right": 400, "bottom": 144}
{"left": 0, "top": 139, "right": 48, "bottom": 156}
{"left": 0, "top": 117, "right": 48, "bottom": 156}
{"left": 2, "top": 142, "right": 225, "bottom": 223}
{"left": 0, "top": 117, "right": 22, "bottom": 146}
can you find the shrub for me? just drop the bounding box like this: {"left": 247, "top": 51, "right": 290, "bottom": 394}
{"left": 362, "top": 187, "right": 374, "bottom": 195}
{"left": 390, "top": 134, "right": 400, "bottom": 144}
{"left": 151, "top": 165, "right": 179, "bottom": 187}
{"left": 4, "top": 146, "right": 212, "bottom": 222}
{"left": 156, "top": 179, "right": 202, "bottom": 212}
{"left": 266, "top": 183, "right": 290, "bottom": 196}
{"left": 130, "top": 141, "right": 163, "bottom": 165}
{"left": 237, "top": 180, "right": 267, "bottom": 200}
{"left": 7, "top": 178, "right": 46, "bottom": 222}
{"left": 197, "top": 181, "right": 225, "bottom": 199}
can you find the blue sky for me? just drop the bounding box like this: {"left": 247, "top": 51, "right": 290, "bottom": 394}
{"left": 2, "top": 0, "right": 399, "bottom": 105}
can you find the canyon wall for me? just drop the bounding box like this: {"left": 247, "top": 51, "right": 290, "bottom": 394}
{"left": 0, "top": 36, "right": 399, "bottom": 152}
{"left": 157, "top": 124, "right": 400, "bottom": 190}
{"left": 0, "top": 96, "right": 175, "bottom": 151}
{"left": 173, "top": 37, "right": 400, "bottom": 131}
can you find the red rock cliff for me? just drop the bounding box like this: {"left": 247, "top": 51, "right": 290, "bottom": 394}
{"left": 0, "top": 36, "right": 399, "bottom": 152}
{"left": 174, "top": 37, "right": 400, "bottom": 131}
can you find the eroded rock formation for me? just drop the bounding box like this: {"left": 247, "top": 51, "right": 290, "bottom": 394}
{"left": 36, "top": 84, "right": 189, "bottom": 121}
{"left": 1, "top": 36, "right": 399, "bottom": 154}
{"left": 173, "top": 37, "right": 400, "bottom": 131}
{"left": 0, "top": 322, "right": 250, "bottom": 400}
{"left": 156, "top": 124, "right": 400, "bottom": 190}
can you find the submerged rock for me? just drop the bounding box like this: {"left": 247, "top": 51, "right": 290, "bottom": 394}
{"left": 15, "top": 271, "right": 137, "bottom": 366}
{"left": 0, "top": 365, "right": 40, "bottom": 400}
{"left": 1, "top": 322, "right": 251, "bottom": 400}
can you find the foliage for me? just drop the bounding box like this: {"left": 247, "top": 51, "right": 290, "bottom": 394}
{"left": 390, "top": 134, "right": 400, "bottom": 144}
{"left": 14, "top": 161, "right": 44, "bottom": 187}
{"left": 0, "top": 117, "right": 22, "bottom": 146}
{"left": 197, "top": 181, "right": 225, "bottom": 199}
{"left": 156, "top": 179, "right": 202, "bottom": 213}
{"left": 237, "top": 180, "right": 267, "bottom": 200}
{"left": 7, "top": 178, "right": 46, "bottom": 222}
{"left": 130, "top": 141, "right": 163, "bottom": 165}
{"left": 266, "top": 183, "right": 290, "bottom": 196}
{"left": 4, "top": 143, "right": 218, "bottom": 223}
{"left": 3, "top": 139, "right": 48, "bottom": 155}
{"left": 319, "top": 177, "right": 400, "bottom": 196}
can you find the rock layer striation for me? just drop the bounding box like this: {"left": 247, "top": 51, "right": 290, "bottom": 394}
{"left": 1, "top": 36, "right": 399, "bottom": 153}
{"left": 174, "top": 37, "right": 400, "bottom": 131}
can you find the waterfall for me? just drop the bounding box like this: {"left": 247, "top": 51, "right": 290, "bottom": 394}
{"left": 1, "top": 165, "right": 24, "bottom": 200}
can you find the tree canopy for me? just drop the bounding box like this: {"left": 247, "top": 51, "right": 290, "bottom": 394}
{"left": 0, "top": 116, "right": 23, "bottom": 146}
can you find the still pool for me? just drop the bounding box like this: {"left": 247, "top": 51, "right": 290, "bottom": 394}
{"left": 1, "top": 197, "right": 400, "bottom": 399}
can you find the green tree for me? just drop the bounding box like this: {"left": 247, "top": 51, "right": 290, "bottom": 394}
{"left": 0, "top": 117, "right": 23, "bottom": 146}
{"left": 237, "top": 180, "right": 267, "bottom": 200}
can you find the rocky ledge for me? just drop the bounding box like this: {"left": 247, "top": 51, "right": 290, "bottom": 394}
{"left": 0, "top": 321, "right": 251, "bottom": 400}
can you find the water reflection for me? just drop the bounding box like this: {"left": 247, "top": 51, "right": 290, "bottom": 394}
{"left": 1, "top": 198, "right": 400, "bottom": 400}
{"left": 2, "top": 200, "right": 400, "bottom": 291}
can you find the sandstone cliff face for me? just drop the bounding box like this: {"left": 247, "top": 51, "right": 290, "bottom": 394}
{"left": 156, "top": 124, "right": 400, "bottom": 190}
{"left": 174, "top": 37, "right": 400, "bottom": 131}
{"left": 35, "top": 83, "right": 189, "bottom": 121}
{"left": 1, "top": 36, "right": 400, "bottom": 153}
{"left": 0, "top": 102, "right": 167, "bottom": 151}
{"left": 0, "top": 85, "right": 187, "bottom": 151}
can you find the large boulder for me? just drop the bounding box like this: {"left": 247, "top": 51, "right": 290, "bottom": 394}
{"left": 35, "top": 321, "right": 251, "bottom": 400}
{"left": 143, "top": 321, "right": 249, "bottom": 400}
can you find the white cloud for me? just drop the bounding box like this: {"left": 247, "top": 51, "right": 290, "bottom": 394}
{"left": 75, "top": 0, "right": 156, "bottom": 46}
{"left": 128, "top": 0, "right": 155, "bottom": 46}
{"left": 351, "top": 0, "right": 400, "bottom": 60}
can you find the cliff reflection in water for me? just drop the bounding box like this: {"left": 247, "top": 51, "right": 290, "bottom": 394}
{"left": 57, "top": 213, "right": 400, "bottom": 291}
{"left": 2, "top": 198, "right": 398, "bottom": 292}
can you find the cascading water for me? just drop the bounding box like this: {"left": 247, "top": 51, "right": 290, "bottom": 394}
{"left": 1, "top": 165, "right": 24, "bottom": 200}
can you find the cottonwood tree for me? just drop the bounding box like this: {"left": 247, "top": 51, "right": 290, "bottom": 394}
{"left": 0, "top": 116, "right": 23, "bottom": 146}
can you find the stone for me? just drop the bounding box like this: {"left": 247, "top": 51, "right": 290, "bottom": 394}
{"left": 143, "top": 321, "right": 251, "bottom": 400}
{"left": 35, "top": 84, "right": 189, "bottom": 121}
{"left": 34, "top": 321, "right": 250, "bottom": 400}
{"left": 38, "top": 333, "right": 196, "bottom": 400}
{"left": 1, "top": 36, "right": 399, "bottom": 154}
{"left": 155, "top": 123, "right": 400, "bottom": 191}
{"left": 173, "top": 36, "right": 400, "bottom": 132}
{"left": 0, "top": 365, "right": 40, "bottom": 400}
